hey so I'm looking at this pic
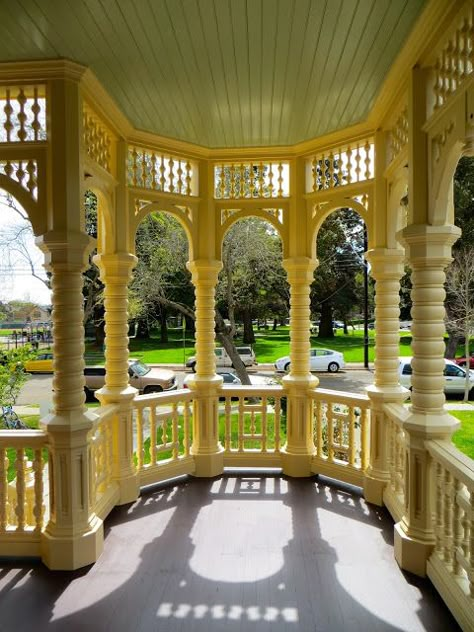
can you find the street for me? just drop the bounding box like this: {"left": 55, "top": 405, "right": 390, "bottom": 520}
{"left": 16, "top": 368, "right": 375, "bottom": 407}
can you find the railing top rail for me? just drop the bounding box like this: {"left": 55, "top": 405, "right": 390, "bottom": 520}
{"left": 427, "top": 439, "right": 474, "bottom": 489}
{"left": 134, "top": 388, "right": 193, "bottom": 407}
{"left": 91, "top": 404, "right": 120, "bottom": 429}
{"left": 0, "top": 429, "right": 48, "bottom": 448}
{"left": 310, "top": 388, "right": 370, "bottom": 407}
{"left": 383, "top": 402, "right": 410, "bottom": 426}
{"left": 218, "top": 385, "right": 284, "bottom": 396}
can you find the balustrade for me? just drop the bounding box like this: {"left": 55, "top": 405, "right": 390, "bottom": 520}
{"left": 0, "top": 84, "right": 47, "bottom": 143}
{"left": 214, "top": 161, "right": 289, "bottom": 199}
{"left": 382, "top": 404, "right": 407, "bottom": 522}
{"left": 90, "top": 405, "right": 117, "bottom": 519}
{"left": 427, "top": 440, "right": 474, "bottom": 630}
{"left": 306, "top": 139, "right": 374, "bottom": 193}
{"left": 128, "top": 145, "right": 196, "bottom": 196}
{"left": 133, "top": 390, "right": 194, "bottom": 485}
{"left": 433, "top": 4, "right": 474, "bottom": 111}
{"left": 82, "top": 102, "right": 112, "bottom": 173}
{"left": 311, "top": 389, "right": 370, "bottom": 487}
{"left": 220, "top": 386, "right": 284, "bottom": 467}
{"left": 0, "top": 430, "right": 48, "bottom": 555}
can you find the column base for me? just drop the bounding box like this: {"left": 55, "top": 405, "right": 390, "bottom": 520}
{"left": 281, "top": 449, "right": 313, "bottom": 477}
{"left": 394, "top": 521, "right": 434, "bottom": 577}
{"left": 363, "top": 473, "right": 388, "bottom": 506}
{"left": 41, "top": 514, "right": 104, "bottom": 570}
{"left": 191, "top": 449, "right": 224, "bottom": 477}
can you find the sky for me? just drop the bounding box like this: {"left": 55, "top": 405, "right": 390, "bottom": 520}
{"left": 0, "top": 198, "right": 52, "bottom": 305}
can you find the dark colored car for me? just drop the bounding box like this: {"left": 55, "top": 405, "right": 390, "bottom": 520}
{"left": 454, "top": 354, "right": 474, "bottom": 369}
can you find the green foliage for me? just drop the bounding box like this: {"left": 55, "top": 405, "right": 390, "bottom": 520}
{"left": 219, "top": 217, "right": 288, "bottom": 328}
{"left": 451, "top": 410, "right": 474, "bottom": 461}
{"left": 312, "top": 210, "right": 372, "bottom": 336}
{"left": 0, "top": 347, "right": 33, "bottom": 407}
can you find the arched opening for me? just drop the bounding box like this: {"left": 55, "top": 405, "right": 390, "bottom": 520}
{"left": 443, "top": 156, "right": 474, "bottom": 408}
{"left": 128, "top": 210, "right": 193, "bottom": 364}
{"left": 312, "top": 206, "right": 372, "bottom": 365}
{"left": 218, "top": 215, "right": 286, "bottom": 382}
{"left": 0, "top": 187, "right": 52, "bottom": 411}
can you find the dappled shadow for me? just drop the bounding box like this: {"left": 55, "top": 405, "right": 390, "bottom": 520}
{"left": 0, "top": 474, "right": 459, "bottom": 631}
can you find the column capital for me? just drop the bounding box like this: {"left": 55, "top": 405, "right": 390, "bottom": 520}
{"left": 282, "top": 257, "right": 318, "bottom": 282}
{"left": 36, "top": 230, "right": 94, "bottom": 270}
{"left": 187, "top": 259, "right": 222, "bottom": 280}
{"left": 365, "top": 248, "right": 405, "bottom": 280}
{"left": 93, "top": 252, "right": 137, "bottom": 280}
{"left": 401, "top": 224, "right": 461, "bottom": 265}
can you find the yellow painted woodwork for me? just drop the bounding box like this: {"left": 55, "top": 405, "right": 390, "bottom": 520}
{"left": 0, "top": 5, "right": 474, "bottom": 628}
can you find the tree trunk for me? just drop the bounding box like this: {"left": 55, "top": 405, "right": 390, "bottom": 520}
{"left": 272, "top": 318, "right": 278, "bottom": 331}
{"left": 185, "top": 314, "right": 195, "bottom": 336}
{"left": 136, "top": 319, "right": 150, "bottom": 339}
{"left": 318, "top": 301, "right": 334, "bottom": 338}
{"left": 160, "top": 309, "right": 168, "bottom": 343}
{"left": 242, "top": 308, "right": 255, "bottom": 344}
{"left": 445, "top": 331, "right": 459, "bottom": 359}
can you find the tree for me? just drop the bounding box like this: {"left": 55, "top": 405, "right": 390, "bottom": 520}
{"left": 0, "top": 192, "right": 50, "bottom": 292}
{"left": 0, "top": 347, "right": 33, "bottom": 407}
{"left": 312, "top": 210, "right": 369, "bottom": 337}
{"left": 445, "top": 247, "right": 474, "bottom": 401}
{"left": 444, "top": 157, "right": 474, "bottom": 358}
{"left": 218, "top": 218, "right": 288, "bottom": 344}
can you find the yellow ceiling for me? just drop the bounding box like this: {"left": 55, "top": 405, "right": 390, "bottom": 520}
{"left": 0, "top": 0, "right": 426, "bottom": 148}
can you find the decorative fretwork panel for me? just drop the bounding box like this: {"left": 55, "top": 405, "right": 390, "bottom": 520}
{"left": 389, "top": 106, "right": 408, "bottom": 164}
{"left": 0, "top": 85, "right": 47, "bottom": 143}
{"left": 0, "top": 159, "right": 38, "bottom": 199}
{"left": 433, "top": 4, "right": 474, "bottom": 110}
{"left": 82, "top": 103, "right": 112, "bottom": 173}
{"left": 214, "top": 162, "right": 290, "bottom": 199}
{"left": 128, "top": 146, "right": 196, "bottom": 196}
{"left": 307, "top": 140, "right": 374, "bottom": 193}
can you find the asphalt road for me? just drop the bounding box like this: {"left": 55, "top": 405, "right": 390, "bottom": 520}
{"left": 16, "top": 368, "right": 375, "bottom": 407}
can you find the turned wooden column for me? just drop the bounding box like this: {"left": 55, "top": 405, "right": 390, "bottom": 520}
{"left": 186, "top": 259, "right": 224, "bottom": 477}
{"left": 281, "top": 257, "right": 318, "bottom": 477}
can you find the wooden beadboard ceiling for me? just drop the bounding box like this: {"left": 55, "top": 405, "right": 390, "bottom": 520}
{"left": 0, "top": 0, "right": 426, "bottom": 148}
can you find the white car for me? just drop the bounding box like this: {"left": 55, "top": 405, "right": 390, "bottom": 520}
{"left": 275, "top": 348, "right": 345, "bottom": 373}
{"left": 399, "top": 357, "right": 474, "bottom": 396}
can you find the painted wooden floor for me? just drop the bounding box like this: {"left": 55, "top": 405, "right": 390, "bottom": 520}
{"left": 0, "top": 474, "right": 460, "bottom": 632}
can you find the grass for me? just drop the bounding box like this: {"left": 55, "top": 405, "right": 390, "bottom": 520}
{"left": 84, "top": 326, "right": 421, "bottom": 365}
{"left": 451, "top": 410, "right": 474, "bottom": 461}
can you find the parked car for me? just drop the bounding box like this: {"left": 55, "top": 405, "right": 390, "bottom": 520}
{"left": 454, "top": 354, "right": 474, "bottom": 370}
{"left": 24, "top": 352, "right": 54, "bottom": 373}
{"left": 183, "top": 371, "right": 242, "bottom": 389}
{"left": 186, "top": 346, "right": 256, "bottom": 372}
{"left": 275, "top": 348, "right": 345, "bottom": 373}
{"left": 84, "top": 360, "right": 177, "bottom": 400}
{"left": 399, "top": 357, "right": 474, "bottom": 396}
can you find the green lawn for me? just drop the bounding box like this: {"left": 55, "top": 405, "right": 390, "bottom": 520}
{"left": 84, "top": 326, "right": 416, "bottom": 365}
{"left": 451, "top": 410, "right": 474, "bottom": 461}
